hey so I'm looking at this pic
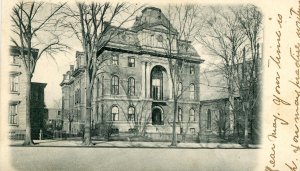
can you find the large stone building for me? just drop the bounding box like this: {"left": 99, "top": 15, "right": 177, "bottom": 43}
{"left": 9, "top": 46, "right": 47, "bottom": 140}
{"left": 60, "top": 7, "right": 204, "bottom": 139}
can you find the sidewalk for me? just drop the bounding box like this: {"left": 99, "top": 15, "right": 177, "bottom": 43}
{"left": 9, "top": 139, "right": 261, "bottom": 149}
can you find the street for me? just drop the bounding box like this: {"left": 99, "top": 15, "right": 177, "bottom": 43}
{"left": 7, "top": 147, "right": 260, "bottom": 171}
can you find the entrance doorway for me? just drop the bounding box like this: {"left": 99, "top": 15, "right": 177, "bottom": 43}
{"left": 152, "top": 107, "right": 163, "bottom": 125}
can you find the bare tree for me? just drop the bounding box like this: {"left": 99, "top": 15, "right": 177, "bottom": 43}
{"left": 235, "top": 5, "right": 262, "bottom": 146}
{"left": 214, "top": 101, "right": 230, "bottom": 139}
{"left": 197, "top": 5, "right": 262, "bottom": 145}
{"left": 196, "top": 6, "right": 246, "bottom": 140}
{"left": 162, "top": 4, "right": 201, "bottom": 146}
{"left": 62, "top": 109, "right": 76, "bottom": 135}
{"left": 11, "top": 2, "right": 67, "bottom": 145}
{"left": 118, "top": 82, "right": 152, "bottom": 137}
{"left": 62, "top": 2, "right": 142, "bottom": 145}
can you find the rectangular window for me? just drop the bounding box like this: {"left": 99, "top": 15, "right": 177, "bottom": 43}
{"left": 190, "top": 65, "right": 195, "bottom": 75}
{"left": 190, "top": 84, "right": 195, "bottom": 100}
{"left": 190, "top": 128, "right": 195, "bottom": 134}
{"left": 128, "top": 57, "right": 135, "bottom": 67}
{"left": 189, "top": 109, "right": 195, "bottom": 121}
{"left": 112, "top": 55, "right": 119, "bottom": 65}
{"left": 128, "top": 107, "right": 135, "bottom": 121}
{"left": 9, "top": 104, "right": 18, "bottom": 125}
{"left": 111, "top": 76, "right": 119, "bottom": 95}
{"left": 128, "top": 78, "right": 135, "bottom": 96}
{"left": 178, "top": 60, "right": 183, "bottom": 72}
{"left": 178, "top": 108, "right": 182, "bottom": 122}
{"left": 128, "top": 114, "right": 135, "bottom": 121}
{"left": 12, "top": 56, "right": 18, "bottom": 64}
{"left": 207, "top": 109, "right": 212, "bottom": 130}
{"left": 10, "top": 75, "right": 19, "bottom": 92}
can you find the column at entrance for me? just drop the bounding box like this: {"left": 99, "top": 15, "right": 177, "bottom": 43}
{"left": 146, "top": 61, "right": 151, "bottom": 98}
{"left": 141, "top": 61, "right": 145, "bottom": 98}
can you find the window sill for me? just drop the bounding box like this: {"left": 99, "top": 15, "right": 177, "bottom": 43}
{"left": 10, "top": 63, "right": 21, "bottom": 67}
{"left": 9, "top": 124, "right": 19, "bottom": 126}
{"left": 10, "top": 91, "right": 20, "bottom": 95}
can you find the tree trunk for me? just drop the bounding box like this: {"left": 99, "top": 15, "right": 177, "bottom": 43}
{"left": 198, "top": 104, "right": 202, "bottom": 142}
{"left": 243, "top": 103, "right": 249, "bottom": 147}
{"left": 171, "top": 96, "right": 178, "bottom": 146}
{"left": 228, "top": 82, "right": 235, "bottom": 138}
{"left": 83, "top": 71, "right": 92, "bottom": 145}
{"left": 23, "top": 72, "right": 34, "bottom": 145}
{"left": 69, "top": 120, "right": 72, "bottom": 134}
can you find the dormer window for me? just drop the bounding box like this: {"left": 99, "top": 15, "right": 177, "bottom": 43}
{"left": 121, "top": 34, "right": 126, "bottom": 40}
{"left": 157, "top": 35, "right": 163, "bottom": 42}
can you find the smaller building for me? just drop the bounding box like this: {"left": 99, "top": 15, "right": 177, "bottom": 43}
{"left": 9, "top": 46, "right": 47, "bottom": 140}
{"left": 31, "top": 82, "right": 47, "bottom": 139}
{"left": 200, "top": 57, "right": 262, "bottom": 143}
{"left": 45, "top": 108, "right": 63, "bottom": 132}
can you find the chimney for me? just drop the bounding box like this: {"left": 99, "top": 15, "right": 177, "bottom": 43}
{"left": 70, "top": 65, "right": 74, "bottom": 71}
{"left": 66, "top": 71, "right": 71, "bottom": 79}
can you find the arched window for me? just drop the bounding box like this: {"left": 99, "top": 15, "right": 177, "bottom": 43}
{"left": 128, "top": 77, "right": 135, "bottom": 96}
{"left": 178, "top": 82, "right": 183, "bottom": 96}
{"left": 189, "top": 108, "right": 195, "bottom": 121}
{"left": 190, "top": 84, "right": 195, "bottom": 100}
{"left": 178, "top": 108, "right": 183, "bottom": 122}
{"left": 111, "top": 75, "right": 119, "bottom": 95}
{"left": 112, "top": 106, "right": 119, "bottom": 121}
{"left": 207, "top": 109, "right": 211, "bottom": 129}
{"left": 151, "top": 66, "right": 164, "bottom": 100}
{"left": 128, "top": 106, "right": 135, "bottom": 121}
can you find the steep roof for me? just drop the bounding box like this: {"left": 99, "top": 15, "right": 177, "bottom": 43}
{"left": 132, "top": 7, "right": 177, "bottom": 33}
{"left": 98, "top": 7, "right": 202, "bottom": 63}
{"left": 10, "top": 46, "right": 39, "bottom": 60}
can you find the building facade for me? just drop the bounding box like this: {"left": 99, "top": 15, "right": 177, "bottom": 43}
{"left": 61, "top": 7, "right": 203, "bottom": 139}
{"left": 46, "top": 108, "right": 63, "bottom": 130}
{"left": 9, "top": 46, "right": 47, "bottom": 140}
